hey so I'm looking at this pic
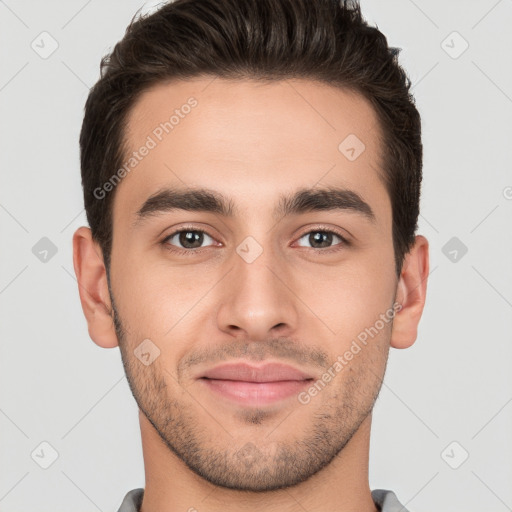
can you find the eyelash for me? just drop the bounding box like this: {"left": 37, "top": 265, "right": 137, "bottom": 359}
{"left": 161, "top": 225, "right": 350, "bottom": 256}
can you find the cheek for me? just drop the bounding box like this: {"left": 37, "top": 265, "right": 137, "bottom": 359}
{"left": 113, "top": 258, "right": 220, "bottom": 342}
{"left": 290, "top": 253, "right": 396, "bottom": 339}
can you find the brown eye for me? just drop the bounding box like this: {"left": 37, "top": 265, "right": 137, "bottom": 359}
{"left": 296, "top": 229, "right": 348, "bottom": 250}
{"left": 163, "top": 229, "right": 215, "bottom": 250}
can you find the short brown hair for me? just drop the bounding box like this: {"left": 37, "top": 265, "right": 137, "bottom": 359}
{"left": 80, "top": 0, "right": 422, "bottom": 276}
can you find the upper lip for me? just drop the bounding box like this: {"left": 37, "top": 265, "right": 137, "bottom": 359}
{"left": 200, "top": 362, "right": 314, "bottom": 382}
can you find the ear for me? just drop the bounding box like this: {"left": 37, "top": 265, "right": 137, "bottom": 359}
{"left": 72, "top": 226, "right": 119, "bottom": 348}
{"left": 390, "top": 235, "right": 429, "bottom": 349}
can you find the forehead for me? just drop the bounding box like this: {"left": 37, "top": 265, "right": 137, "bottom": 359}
{"left": 114, "top": 77, "right": 389, "bottom": 225}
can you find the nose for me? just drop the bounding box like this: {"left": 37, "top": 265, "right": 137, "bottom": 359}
{"left": 216, "top": 245, "right": 299, "bottom": 342}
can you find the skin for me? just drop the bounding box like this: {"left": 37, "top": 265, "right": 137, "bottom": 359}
{"left": 73, "top": 77, "right": 429, "bottom": 512}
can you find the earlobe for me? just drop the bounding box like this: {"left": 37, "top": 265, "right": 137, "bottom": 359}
{"left": 390, "top": 235, "right": 429, "bottom": 349}
{"left": 72, "top": 226, "right": 119, "bottom": 349}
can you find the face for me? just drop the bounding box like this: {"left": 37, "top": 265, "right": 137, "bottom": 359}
{"left": 108, "top": 77, "right": 399, "bottom": 491}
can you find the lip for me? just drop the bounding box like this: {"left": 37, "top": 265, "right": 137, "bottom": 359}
{"left": 200, "top": 362, "right": 314, "bottom": 382}
{"left": 198, "top": 362, "right": 314, "bottom": 406}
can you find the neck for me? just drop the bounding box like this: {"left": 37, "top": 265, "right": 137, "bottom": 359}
{"left": 138, "top": 411, "right": 378, "bottom": 512}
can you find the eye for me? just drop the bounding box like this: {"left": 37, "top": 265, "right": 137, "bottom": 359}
{"left": 162, "top": 228, "right": 217, "bottom": 252}
{"left": 295, "top": 229, "right": 349, "bottom": 250}
{"left": 161, "top": 226, "right": 350, "bottom": 256}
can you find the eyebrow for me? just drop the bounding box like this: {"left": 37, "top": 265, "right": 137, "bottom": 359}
{"left": 133, "top": 186, "right": 376, "bottom": 227}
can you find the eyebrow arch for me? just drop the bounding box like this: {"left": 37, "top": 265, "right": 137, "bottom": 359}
{"left": 133, "top": 185, "right": 376, "bottom": 227}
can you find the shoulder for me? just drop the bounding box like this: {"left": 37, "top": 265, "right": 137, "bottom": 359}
{"left": 371, "top": 488, "right": 411, "bottom": 512}
{"left": 116, "top": 488, "right": 144, "bottom": 512}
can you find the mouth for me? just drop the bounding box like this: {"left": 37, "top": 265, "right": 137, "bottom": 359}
{"left": 198, "top": 362, "right": 314, "bottom": 406}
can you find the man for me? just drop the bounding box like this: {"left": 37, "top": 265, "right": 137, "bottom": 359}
{"left": 73, "top": 0, "right": 429, "bottom": 510}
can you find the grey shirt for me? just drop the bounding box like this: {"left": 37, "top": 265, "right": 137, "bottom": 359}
{"left": 117, "top": 488, "right": 410, "bottom": 511}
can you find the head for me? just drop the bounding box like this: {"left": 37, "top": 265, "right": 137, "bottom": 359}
{"left": 74, "top": 0, "right": 428, "bottom": 493}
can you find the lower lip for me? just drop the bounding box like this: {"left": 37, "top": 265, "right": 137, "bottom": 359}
{"left": 200, "top": 378, "right": 311, "bottom": 406}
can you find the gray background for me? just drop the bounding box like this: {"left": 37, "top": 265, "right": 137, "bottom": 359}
{"left": 1, "top": 0, "right": 511, "bottom": 510}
